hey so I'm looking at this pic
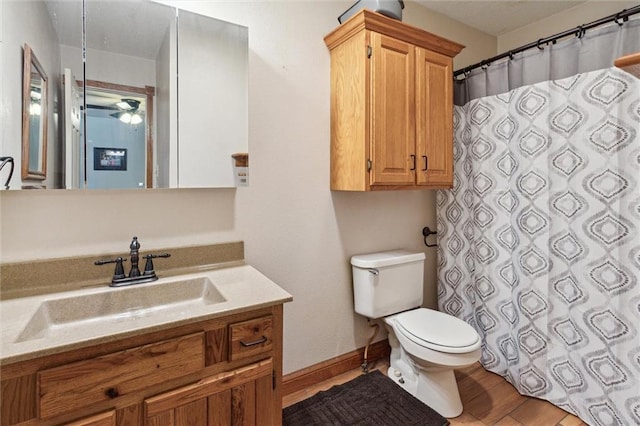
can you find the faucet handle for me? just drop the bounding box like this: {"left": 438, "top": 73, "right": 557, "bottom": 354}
{"left": 142, "top": 253, "right": 171, "bottom": 276}
{"left": 95, "top": 257, "right": 128, "bottom": 280}
{"left": 129, "top": 236, "right": 140, "bottom": 252}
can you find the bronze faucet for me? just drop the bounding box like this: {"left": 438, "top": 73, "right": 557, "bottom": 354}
{"left": 95, "top": 237, "right": 170, "bottom": 287}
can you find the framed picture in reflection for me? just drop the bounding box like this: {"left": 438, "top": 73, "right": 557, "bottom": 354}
{"left": 94, "top": 147, "right": 127, "bottom": 171}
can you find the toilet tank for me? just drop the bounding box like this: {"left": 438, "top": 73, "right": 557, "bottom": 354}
{"left": 351, "top": 250, "right": 425, "bottom": 318}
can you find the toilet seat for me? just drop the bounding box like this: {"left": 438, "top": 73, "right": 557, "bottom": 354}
{"left": 392, "top": 308, "right": 481, "bottom": 354}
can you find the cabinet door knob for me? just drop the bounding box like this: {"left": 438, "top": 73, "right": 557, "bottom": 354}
{"left": 422, "top": 155, "right": 428, "bottom": 171}
{"left": 105, "top": 387, "right": 119, "bottom": 399}
{"left": 410, "top": 155, "right": 416, "bottom": 171}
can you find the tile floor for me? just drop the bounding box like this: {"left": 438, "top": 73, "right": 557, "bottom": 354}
{"left": 283, "top": 360, "right": 588, "bottom": 426}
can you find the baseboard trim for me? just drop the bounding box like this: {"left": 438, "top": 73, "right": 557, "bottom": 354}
{"left": 282, "top": 339, "right": 390, "bottom": 396}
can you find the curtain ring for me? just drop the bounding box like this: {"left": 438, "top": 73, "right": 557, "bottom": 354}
{"left": 576, "top": 25, "right": 585, "bottom": 38}
{"left": 508, "top": 51, "right": 514, "bottom": 60}
{"left": 615, "top": 13, "right": 622, "bottom": 25}
{"left": 537, "top": 39, "right": 544, "bottom": 50}
{"left": 614, "top": 12, "right": 627, "bottom": 26}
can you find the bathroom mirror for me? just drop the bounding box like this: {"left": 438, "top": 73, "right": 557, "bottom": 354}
{"left": 3, "top": 0, "right": 248, "bottom": 190}
{"left": 176, "top": 9, "right": 249, "bottom": 188}
{"left": 21, "top": 44, "right": 49, "bottom": 181}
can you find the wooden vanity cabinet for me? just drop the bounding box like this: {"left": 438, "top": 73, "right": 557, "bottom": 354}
{"left": 324, "top": 10, "right": 464, "bottom": 191}
{"left": 0, "top": 305, "right": 283, "bottom": 426}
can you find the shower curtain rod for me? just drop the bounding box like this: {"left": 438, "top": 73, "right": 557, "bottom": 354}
{"left": 453, "top": 4, "right": 640, "bottom": 78}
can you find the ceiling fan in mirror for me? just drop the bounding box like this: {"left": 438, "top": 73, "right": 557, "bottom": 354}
{"left": 110, "top": 98, "right": 143, "bottom": 124}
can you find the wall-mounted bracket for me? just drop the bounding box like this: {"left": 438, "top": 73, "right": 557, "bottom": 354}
{"left": 422, "top": 226, "right": 437, "bottom": 247}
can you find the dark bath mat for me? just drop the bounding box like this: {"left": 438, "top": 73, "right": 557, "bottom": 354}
{"left": 283, "top": 370, "right": 449, "bottom": 426}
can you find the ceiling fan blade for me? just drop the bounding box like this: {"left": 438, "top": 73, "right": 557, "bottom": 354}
{"left": 87, "top": 104, "right": 119, "bottom": 111}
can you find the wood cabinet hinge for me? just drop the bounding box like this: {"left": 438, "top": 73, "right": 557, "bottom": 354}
{"left": 367, "top": 159, "right": 372, "bottom": 172}
{"left": 272, "top": 370, "right": 276, "bottom": 390}
{"left": 367, "top": 45, "right": 372, "bottom": 58}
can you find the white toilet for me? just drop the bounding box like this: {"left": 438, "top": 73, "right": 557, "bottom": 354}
{"left": 351, "top": 250, "right": 481, "bottom": 418}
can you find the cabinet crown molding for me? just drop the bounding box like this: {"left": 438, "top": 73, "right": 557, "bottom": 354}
{"left": 324, "top": 9, "right": 465, "bottom": 58}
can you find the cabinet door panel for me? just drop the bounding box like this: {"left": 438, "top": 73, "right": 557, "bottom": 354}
{"left": 175, "top": 398, "right": 207, "bottom": 426}
{"left": 231, "top": 381, "right": 255, "bottom": 426}
{"left": 416, "top": 48, "right": 453, "bottom": 186}
{"left": 370, "top": 32, "right": 415, "bottom": 186}
{"left": 147, "top": 411, "right": 174, "bottom": 426}
{"left": 209, "top": 390, "right": 232, "bottom": 426}
{"left": 255, "top": 374, "right": 275, "bottom": 425}
{"left": 67, "top": 410, "right": 116, "bottom": 426}
{"left": 117, "top": 404, "right": 141, "bottom": 426}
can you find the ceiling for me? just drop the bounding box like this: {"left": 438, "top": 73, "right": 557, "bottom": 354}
{"left": 415, "top": 0, "right": 586, "bottom": 35}
{"left": 85, "top": 90, "right": 145, "bottom": 112}
{"left": 45, "top": 0, "right": 174, "bottom": 59}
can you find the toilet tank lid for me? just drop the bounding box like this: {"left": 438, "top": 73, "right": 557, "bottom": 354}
{"left": 351, "top": 250, "right": 425, "bottom": 268}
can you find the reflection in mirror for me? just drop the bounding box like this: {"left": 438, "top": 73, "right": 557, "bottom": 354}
{"left": 81, "top": 81, "right": 154, "bottom": 189}
{"left": 21, "top": 44, "right": 49, "bottom": 182}
{"left": 3, "top": 0, "right": 249, "bottom": 190}
{"left": 177, "top": 10, "right": 248, "bottom": 188}
{"left": 71, "top": 0, "right": 172, "bottom": 189}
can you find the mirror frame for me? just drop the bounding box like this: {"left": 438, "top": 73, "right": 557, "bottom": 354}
{"left": 21, "top": 43, "right": 48, "bottom": 181}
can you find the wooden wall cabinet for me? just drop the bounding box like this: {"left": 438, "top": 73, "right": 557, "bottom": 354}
{"left": 1, "top": 305, "right": 283, "bottom": 426}
{"left": 324, "top": 10, "right": 464, "bottom": 191}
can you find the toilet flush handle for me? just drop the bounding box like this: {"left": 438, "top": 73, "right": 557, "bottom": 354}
{"left": 368, "top": 268, "right": 379, "bottom": 275}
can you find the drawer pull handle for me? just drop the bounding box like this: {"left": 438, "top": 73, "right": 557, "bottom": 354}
{"left": 240, "top": 335, "right": 268, "bottom": 347}
{"left": 105, "top": 387, "right": 119, "bottom": 399}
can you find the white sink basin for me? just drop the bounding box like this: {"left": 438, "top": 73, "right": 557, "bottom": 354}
{"left": 15, "top": 276, "right": 226, "bottom": 343}
{"left": 2, "top": 265, "right": 293, "bottom": 365}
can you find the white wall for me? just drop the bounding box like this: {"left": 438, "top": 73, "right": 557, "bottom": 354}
{"left": 60, "top": 45, "right": 157, "bottom": 89}
{"left": 1, "top": 1, "right": 62, "bottom": 189}
{"left": 58, "top": 45, "right": 82, "bottom": 86}
{"left": 0, "top": 1, "right": 495, "bottom": 374}
{"left": 497, "top": 1, "right": 638, "bottom": 52}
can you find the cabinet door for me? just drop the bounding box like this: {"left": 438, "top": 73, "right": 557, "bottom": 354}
{"left": 415, "top": 48, "right": 453, "bottom": 187}
{"left": 66, "top": 411, "right": 116, "bottom": 426}
{"left": 370, "top": 32, "right": 415, "bottom": 186}
{"left": 144, "top": 359, "right": 274, "bottom": 426}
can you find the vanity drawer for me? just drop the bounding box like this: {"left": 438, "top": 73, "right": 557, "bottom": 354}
{"left": 38, "top": 332, "right": 204, "bottom": 419}
{"left": 229, "top": 315, "right": 273, "bottom": 361}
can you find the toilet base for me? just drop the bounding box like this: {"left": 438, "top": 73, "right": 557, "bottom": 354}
{"left": 383, "top": 313, "right": 481, "bottom": 419}
{"left": 387, "top": 364, "right": 463, "bottom": 418}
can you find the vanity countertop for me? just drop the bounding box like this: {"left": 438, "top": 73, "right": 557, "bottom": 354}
{"left": 0, "top": 264, "right": 292, "bottom": 366}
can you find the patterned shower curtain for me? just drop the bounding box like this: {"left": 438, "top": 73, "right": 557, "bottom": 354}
{"left": 436, "top": 66, "right": 640, "bottom": 425}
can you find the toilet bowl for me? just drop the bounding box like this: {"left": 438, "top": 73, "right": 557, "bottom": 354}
{"left": 350, "top": 250, "right": 481, "bottom": 418}
{"left": 384, "top": 308, "right": 481, "bottom": 418}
